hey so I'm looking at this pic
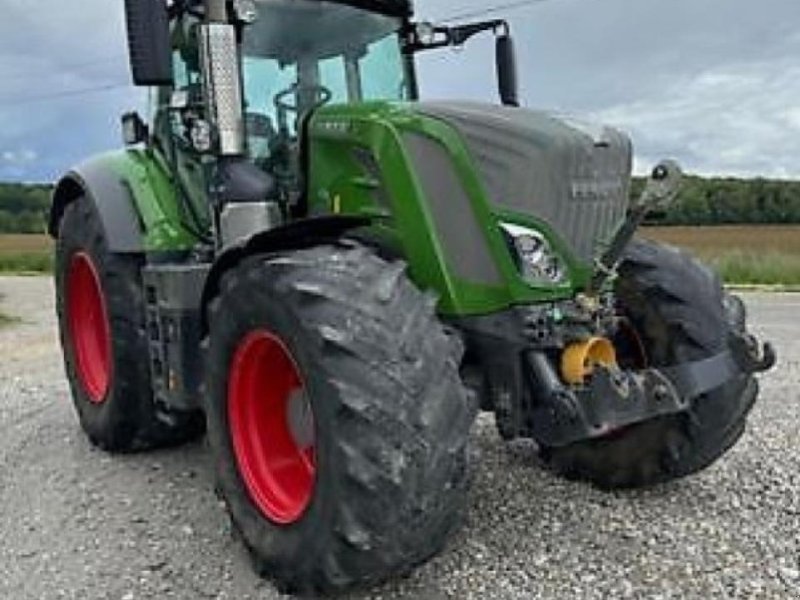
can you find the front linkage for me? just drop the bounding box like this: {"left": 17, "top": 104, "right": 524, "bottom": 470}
{"left": 461, "top": 162, "right": 777, "bottom": 448}
{"left": 527, "top": 327, "right": 776, "bottom": 448}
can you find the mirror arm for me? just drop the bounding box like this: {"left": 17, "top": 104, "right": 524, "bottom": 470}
{"left": 449, "top": 19, "right": 508, "bottom": 46}
{"left": 404, "top": 26, "right": 451, "bottom": 53}
{"left": 406, "top": 19, "right": 511, "bottom": 53}
{"left": 404, "top": 17, "right": 519, "bottom": 108}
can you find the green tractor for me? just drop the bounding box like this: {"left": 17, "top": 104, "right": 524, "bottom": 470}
{"left": 50, "top": 0, "right": 776, "bottom": 593}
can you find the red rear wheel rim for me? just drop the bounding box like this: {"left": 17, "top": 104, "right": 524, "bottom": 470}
{"left": 66, "top": 252, "right": 112, "bottom": 404}
{"left": 228, "top": 331, "right": 316, "bottom": 525}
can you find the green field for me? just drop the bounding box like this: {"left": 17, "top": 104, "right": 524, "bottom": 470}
{"left": 642, "top": 225, "right": 800, "bottom": 287}
{"left": 1, "top": 226, "right": 799, "bottom": 286}
{"left": 0, "top": 234, "right": 53, "bottom": 273}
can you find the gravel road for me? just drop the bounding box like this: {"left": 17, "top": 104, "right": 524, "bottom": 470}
{"left": 0, "top": 276, "right": 797, "bottom": 600}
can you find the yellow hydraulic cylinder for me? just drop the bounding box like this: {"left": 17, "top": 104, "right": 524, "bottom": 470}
{"left": 561, "top": 337, "right": 618, "bottom": 385}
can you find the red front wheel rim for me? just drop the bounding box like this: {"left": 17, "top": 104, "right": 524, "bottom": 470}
{"left": 228, "top": 331, "right": 316, "bottom": 525}
{"left": 66, "top": 252, "right": 112, "bottom": 404}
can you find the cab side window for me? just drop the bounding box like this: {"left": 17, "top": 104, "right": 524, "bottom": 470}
{"left": 170, "top": 49, "right": 202, "bottom": 145}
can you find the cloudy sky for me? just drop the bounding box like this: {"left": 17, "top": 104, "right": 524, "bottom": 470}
{"left": 0, "top": 0, "right": 798, "bottom": 181}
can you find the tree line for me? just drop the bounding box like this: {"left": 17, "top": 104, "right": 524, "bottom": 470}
{"left": 0, "top": 183, "right": 52, "bottom": 234}
{"left": 632, "top": 175, "right": 800, "bottom": 225}
{"left": 2, "top": 175, "right": 800, "bottom": 234}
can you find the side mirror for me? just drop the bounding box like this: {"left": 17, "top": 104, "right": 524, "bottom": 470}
{"left": 121, "top": 112, "right": 149, "bottom": 145}
{"left": 124, "top": 0, "right": 173, "bottom": 86}
{"left": 406, "top": 18, "right": 522, "bottom": 107}
{"left": 496, "top": 34, "right": 519, "bottom": 107}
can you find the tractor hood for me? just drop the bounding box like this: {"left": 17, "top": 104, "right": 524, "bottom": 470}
{"left": 415, "top": 102, "right": 633, "bottom": 262}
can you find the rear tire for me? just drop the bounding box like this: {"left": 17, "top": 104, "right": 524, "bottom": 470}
{"left": 205, "top": 244, "right": 475, "bottom": 594}
{"left": 540, "top": 240, "right": 758, "bottom": 489}
{"left": 55, "top": 196, "right": 204, "bottom": 452}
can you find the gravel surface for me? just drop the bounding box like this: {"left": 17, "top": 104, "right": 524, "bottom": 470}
{"left": 0, "top": 276, "right": 797, "bottom": 600}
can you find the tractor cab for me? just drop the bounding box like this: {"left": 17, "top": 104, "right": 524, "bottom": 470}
{"left": 130, "top": 0, "right": 518, "bottom": 245}
{"left": 240, "top": 0, "right": 411, "bottom": 138}
{"left": 237, "top": 0, "right": 412, "bottom": 203}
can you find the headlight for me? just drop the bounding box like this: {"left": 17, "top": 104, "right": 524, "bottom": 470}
{"left": 499, "top": 223, "right": 567, "bottom": 285}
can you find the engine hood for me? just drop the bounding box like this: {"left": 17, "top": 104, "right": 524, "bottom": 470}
{"left": 414, "top": 102, "right": 633, "bottom": 262}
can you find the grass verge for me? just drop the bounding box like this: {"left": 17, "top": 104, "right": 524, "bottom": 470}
{"left": 642, "top": 226, "right": 800, "bottom": 288}
{"left": 0, "top": 234, "right": 53, "bottom": 274}
{"left": 0, "top": 252, "right": 53, "bottom": 274}
{"left": 710, "top": 252, "right": 800, "bottom": 287}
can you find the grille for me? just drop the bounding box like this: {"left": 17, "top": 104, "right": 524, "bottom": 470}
{"left": 418, "top": 102, "right": 633, "bottom": 263}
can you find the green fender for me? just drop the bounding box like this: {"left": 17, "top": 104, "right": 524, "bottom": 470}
{"left": 49, "top": 150, "right": 199, "bottom": 253}
{"left": 199, "top": 215, "right": 372, "bottom": 336}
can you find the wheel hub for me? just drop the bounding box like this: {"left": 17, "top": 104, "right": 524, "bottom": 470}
{"left": 228, "top": 331, "right": 316, "bottom": 525}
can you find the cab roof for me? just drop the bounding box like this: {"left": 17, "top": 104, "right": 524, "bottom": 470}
{"left": 332, "top": 0, "right": 413, "bottom": 17}
{"left": 255, "top": 0, "right": 412, "bottom": 18}
{"left": 188, "top": 0, "right": 413, "bottom": 19}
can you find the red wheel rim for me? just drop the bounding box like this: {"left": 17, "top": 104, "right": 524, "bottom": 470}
{"left": 228, "top": 331, "right": 316, "bottom": 525}
{"left": 66, "top": 252, "right": 112, "bottom": 404}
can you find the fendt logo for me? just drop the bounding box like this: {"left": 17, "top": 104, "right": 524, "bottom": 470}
{"left": 570, "top": 177, "right": 626, "bottom": 202}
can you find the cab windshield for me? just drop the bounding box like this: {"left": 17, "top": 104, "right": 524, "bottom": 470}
{"left": 242, "top": 0, "right": 409, "bottom": 157}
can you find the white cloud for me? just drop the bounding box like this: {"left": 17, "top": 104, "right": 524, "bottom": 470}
{"left": 0, "top": 0, "right": 798, "bottom": 181}
{"left": 1, "top": 149, "right": 38, "bottom": 164}
{"left": 0, "top": 148, "right": 39, "bottom": 180}
{"left": 591, "top": 57, "right": 800, "bottom": 178}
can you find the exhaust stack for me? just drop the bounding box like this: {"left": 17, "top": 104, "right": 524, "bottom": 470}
{"left": 200, "top": 0, "right": 245, "bottom": 156}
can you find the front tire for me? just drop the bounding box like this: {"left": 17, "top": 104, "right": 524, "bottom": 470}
{"left": 205, "top": 244, "right": 475, "bottom": 594}
{"left": 541, "top": 240, "right": 759, "bottom": 489}
{"left": 55, "top": 196, "right": 204, "bottom": 451}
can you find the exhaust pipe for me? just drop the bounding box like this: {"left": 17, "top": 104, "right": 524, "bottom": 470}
{"left": 204, "top": 0, "right": 227, "bottom": 22}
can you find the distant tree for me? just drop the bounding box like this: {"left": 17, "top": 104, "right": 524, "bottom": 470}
{"left": 0, "top": 210, "right": 14, "bottom": 233}
{"left": 0, "top": 183, "right": 52, "bottom": 233}
{"left": 1, "top": 176, "right": 799, "bottom": 234}
{"left": 634, "top": 175, "right": 800, "bottom": 225}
